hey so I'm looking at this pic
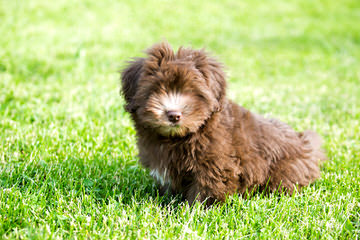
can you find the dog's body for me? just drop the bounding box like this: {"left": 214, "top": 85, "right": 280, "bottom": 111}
{"left": 121, "top": 42, "right": 326, "bottom": 205}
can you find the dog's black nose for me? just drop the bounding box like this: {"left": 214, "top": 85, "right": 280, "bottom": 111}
{"left": 167, "top": 111, "right": 182, "bottom": 123}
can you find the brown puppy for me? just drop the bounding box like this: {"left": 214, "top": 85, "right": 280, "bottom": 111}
{"left": 121, "top": 42, "right": 326, "bottom": 205}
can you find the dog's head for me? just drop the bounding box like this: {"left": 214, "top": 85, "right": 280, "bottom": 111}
{"left": 121, "top": 42, "right": 226, "bottom": 137}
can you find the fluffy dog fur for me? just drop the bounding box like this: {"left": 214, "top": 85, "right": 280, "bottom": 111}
{"left": 121, "top": 42, "right": 326, "bottom": 205}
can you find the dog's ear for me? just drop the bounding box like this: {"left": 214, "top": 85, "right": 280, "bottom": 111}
{"left": 191, "top": 50, "right": 226, "bottom": 111}
{"left": 121, "top": 58, "right": 144, "bottom": 113}
{"left": 144, "top": 42, "right": 175, "bottom": 75}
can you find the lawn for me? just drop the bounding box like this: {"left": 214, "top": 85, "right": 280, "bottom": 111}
{"left": 0, "top": 0, "right": 359, "bottom": 239}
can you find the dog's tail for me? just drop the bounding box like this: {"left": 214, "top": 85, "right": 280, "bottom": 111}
{"left": 299, "top": 130, "right": 327, "bottom": 162}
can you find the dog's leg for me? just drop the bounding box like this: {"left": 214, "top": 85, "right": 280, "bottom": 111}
{"left": 266, "top": 130, "right": 326, "bottom": 194}
{"left": 158, "top": 183, "right": 173, "bottom": 196}
{"left": 267, "top": 155, "right": 322, "bottom": 194}
{"left": 185, "top": 183, "right": 217, "bottom": 206}
{"left": 185, "top": 166, "right": 238, "bottom": 206}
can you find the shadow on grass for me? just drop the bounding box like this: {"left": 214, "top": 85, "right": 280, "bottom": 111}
{"left": 2, "top": 152, "right": 312, "bottom": 211}
{"left": 91, "top": 162, "right": 184, "bottom": 207}
{"left": 0, "top": 155, "right": 185, "bottom": 207}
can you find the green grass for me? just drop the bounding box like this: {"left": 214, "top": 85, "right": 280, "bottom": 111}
{"left": 1, "top": 0, "right": 359, "bottom": 239}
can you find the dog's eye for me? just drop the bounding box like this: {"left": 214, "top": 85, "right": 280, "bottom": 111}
{"left": 156, "top": 87, "right": 168, "bottom": 96}
{"left": 196, "top": 93, "right": 208, "bottom": 101}
{"left": 147, "top": 82, "right": 166, "bottom": 95}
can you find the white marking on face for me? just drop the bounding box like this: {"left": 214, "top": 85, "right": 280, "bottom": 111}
{"left": 145, "top": 92, "right": 193, "bottom": 136}
{"left": 160, "top": 92, "right": 188, "bottom": 112}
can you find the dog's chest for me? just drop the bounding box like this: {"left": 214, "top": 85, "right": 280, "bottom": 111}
{"left": 139, "top": 137, "right": 198, "bottom": 187}
{"left": 148, "top": 145, "right": 194, "bottom": 186}
{"left": 149, "top": 168, "right": 171, "bottom": 186}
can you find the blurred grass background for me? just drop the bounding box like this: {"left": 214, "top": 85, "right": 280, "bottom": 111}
{"left": 0, "top": 0, "right": 359, "bottom": 239}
